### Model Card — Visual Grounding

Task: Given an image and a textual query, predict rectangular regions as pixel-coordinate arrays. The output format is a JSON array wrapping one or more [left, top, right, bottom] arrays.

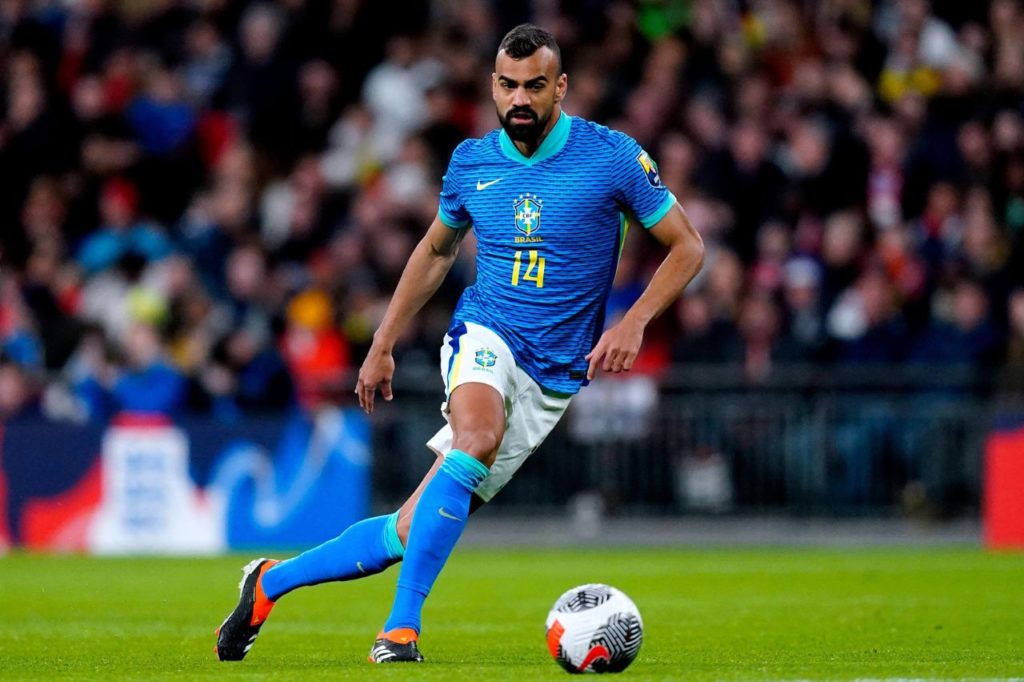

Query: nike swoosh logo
[[356, 561, 366, 574], [438, 507, 463, 522], [476, 178, 502, 190]]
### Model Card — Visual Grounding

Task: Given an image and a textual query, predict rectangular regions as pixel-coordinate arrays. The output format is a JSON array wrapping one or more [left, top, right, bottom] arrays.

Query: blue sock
[[382, 450, 489, 634], [261, 511, 406, 601]]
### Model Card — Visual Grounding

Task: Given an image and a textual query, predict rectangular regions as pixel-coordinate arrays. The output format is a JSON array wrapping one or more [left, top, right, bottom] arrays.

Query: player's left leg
[[259, 457, 444, 601], [216, 458, 444, 662]]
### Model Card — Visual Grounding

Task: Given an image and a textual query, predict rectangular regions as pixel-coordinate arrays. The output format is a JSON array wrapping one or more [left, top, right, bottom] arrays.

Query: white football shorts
[[426, 321, 573, 502]]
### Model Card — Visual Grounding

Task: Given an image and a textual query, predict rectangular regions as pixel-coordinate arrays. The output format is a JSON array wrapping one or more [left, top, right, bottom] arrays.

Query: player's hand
[[355, 345, 396, 414], [585, 315, 645, 380]]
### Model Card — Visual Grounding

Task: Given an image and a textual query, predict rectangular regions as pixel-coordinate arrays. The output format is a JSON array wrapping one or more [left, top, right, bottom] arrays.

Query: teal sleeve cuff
[[442, 449, 491, 491], [438, 208, 470, 229], [638, 192, 677, 228]]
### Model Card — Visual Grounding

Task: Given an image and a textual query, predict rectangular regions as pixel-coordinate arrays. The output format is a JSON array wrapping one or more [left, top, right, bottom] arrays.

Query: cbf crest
[[514, 193, 543, 236], [474, 348, 497, 369]]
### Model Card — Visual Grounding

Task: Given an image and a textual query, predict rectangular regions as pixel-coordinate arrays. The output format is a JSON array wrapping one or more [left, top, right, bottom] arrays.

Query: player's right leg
[[370, 322, 575, 663], [216, 459, 443, 661], [370, 382, 503, 663]]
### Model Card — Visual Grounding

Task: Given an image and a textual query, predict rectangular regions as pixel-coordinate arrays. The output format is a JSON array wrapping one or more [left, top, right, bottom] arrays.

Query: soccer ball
[[545, 583, 643, 673]]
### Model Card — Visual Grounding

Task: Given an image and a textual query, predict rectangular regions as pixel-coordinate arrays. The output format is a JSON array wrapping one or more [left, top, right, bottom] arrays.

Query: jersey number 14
[[511, 250, 545, 288]]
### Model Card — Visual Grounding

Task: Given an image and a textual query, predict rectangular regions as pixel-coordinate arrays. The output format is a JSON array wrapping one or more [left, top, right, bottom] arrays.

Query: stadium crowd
[[2, 0, 1024, 423]]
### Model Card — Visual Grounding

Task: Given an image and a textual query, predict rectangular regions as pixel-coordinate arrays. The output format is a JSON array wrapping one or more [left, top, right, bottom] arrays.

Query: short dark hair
[[497, 24, 562, 73]]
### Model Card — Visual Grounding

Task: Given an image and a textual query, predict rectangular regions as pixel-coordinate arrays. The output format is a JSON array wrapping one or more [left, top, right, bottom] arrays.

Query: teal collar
[[498, 110, 571, 166]]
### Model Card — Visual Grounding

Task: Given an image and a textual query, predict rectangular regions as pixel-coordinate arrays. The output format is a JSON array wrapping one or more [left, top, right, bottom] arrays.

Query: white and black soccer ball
[[545, 583, 643, 674]]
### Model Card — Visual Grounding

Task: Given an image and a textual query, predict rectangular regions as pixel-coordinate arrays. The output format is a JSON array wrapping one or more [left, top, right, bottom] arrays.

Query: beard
[[498, 105, 551, 144]]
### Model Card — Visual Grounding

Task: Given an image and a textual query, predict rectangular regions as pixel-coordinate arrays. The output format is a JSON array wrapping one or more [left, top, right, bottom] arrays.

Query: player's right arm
[[356, 215, 468, 413]]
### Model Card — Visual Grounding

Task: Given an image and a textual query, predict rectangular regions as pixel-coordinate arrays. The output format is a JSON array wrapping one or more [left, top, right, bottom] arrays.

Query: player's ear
[[554, 73, 567, 103], [491, 72, 499, 100]]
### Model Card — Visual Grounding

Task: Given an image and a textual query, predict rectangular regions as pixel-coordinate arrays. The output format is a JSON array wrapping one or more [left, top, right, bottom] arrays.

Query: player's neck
[[513, 105, 563, 157]]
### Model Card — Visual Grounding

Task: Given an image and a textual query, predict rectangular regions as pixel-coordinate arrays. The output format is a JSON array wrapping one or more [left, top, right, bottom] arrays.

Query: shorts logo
[[474, 348, 497, 368], [636, 150, 663, 188], [514, 193, 543, 236]]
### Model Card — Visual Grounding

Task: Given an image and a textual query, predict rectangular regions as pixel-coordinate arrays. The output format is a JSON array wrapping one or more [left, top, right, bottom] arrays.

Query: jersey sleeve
[[613, 135, 677, 229], [438, 144, 471, 229]]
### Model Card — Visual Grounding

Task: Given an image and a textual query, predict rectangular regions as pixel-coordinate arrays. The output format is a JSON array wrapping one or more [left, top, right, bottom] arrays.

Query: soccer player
[[216, 23, 704, 663]]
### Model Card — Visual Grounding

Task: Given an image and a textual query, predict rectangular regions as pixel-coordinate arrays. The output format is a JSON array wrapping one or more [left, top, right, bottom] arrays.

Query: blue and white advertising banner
[[1, 408, 370, 554]]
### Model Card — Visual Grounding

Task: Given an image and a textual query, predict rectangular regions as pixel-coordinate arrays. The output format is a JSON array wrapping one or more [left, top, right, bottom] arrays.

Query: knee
[[451, 428, 501, 468]]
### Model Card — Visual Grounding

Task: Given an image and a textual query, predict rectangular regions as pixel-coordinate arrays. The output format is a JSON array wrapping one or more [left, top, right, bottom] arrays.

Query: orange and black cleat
[[368, 628, 425, 663], [215, 558, 279, 661]]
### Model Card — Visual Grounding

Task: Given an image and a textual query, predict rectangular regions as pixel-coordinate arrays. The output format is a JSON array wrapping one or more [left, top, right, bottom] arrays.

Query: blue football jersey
[[437, 111, 677, 394]]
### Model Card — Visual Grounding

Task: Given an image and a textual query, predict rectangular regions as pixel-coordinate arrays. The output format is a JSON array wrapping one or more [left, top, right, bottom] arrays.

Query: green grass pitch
[[1, 547, 1023, 680]]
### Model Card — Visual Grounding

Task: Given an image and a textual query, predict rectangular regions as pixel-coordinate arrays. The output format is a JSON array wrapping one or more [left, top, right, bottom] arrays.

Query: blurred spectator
[[294, 59, 341, 156], [76, 177, 173, 275], [0, 53, 75, 229], [165, 276, 227, 376], [672, 291, 728, 366], [215, 2, 299, 170], [749, 221, 792, 294], [260, 154, 332, 261], [0, 361, 38, 421], [9, 176, 68, 270], [876, 0, 960, 71], [222, 241, 272, 346], [782, 116, 867, 219], [1, 0, 59, 73], [733, 292, 800, 381], [127, 62, 196, 157], [181, 18, 233, 107], [876, 224, 929, 322], [69, 73, 140, 182], [910, 277, 1002, 368], [911, 180, 962, 275], [704, 248, 745, 321], [320, 104, 381, 191], [655, 132, 698, 199], [201, 326, 293, 419], [820, 211, 867, 307], [362, 33, 444, 163], [55, 0, 124, 84], [865, 114, 908, 231], [420, 85, 467, 165], [72, 320, 186, 422], [176, 142, 258, 295], [21, 241, 82, 370], [281, 288, 350, 410], [958, 190, 1014, 315], [702, 118, 786, 259], [135, 0, 196, 67], [112, 320, 187, 413], [0, 274, 42, 371], [782, 257, 827, 361], [829, 267, 910, 364]]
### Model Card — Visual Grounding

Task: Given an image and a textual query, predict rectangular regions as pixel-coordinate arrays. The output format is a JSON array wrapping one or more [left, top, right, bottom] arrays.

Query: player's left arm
[[586, 203, 704, 379]]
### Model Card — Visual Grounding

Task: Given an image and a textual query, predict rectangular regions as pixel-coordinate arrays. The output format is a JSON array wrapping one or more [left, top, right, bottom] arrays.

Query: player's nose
[[512, 87, 530, 106]]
